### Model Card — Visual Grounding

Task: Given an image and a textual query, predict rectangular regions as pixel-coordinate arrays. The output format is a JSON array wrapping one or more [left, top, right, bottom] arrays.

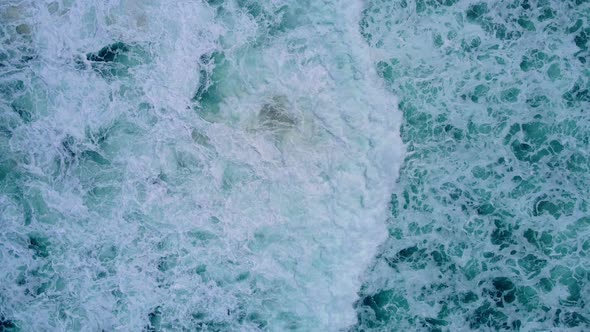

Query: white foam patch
[[0, 0, 403, 330]]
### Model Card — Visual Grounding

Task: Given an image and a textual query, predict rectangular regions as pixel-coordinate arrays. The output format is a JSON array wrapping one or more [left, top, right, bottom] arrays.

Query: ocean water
[[0, 0, 402, 330], [0, 1, 588, 332], [353, 0, 590, 331]]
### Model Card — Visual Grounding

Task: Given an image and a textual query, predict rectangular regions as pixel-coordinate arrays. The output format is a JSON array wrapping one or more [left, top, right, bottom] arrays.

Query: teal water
[[353, 0, 590, 331], [0, 0, 588, 331]]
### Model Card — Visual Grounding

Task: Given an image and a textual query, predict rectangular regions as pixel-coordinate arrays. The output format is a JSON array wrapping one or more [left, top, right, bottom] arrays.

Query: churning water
[[0, 0, 588, 331]]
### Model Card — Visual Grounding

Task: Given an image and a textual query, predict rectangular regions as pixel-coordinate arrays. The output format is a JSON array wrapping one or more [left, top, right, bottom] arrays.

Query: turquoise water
[[354, 0, 590, 331], [0, 0, 588, 331]]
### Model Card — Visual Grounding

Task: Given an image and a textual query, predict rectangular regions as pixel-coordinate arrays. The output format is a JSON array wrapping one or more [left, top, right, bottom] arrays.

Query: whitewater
[[3, 0, 590, 331], [0, 0, 403, 330]]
